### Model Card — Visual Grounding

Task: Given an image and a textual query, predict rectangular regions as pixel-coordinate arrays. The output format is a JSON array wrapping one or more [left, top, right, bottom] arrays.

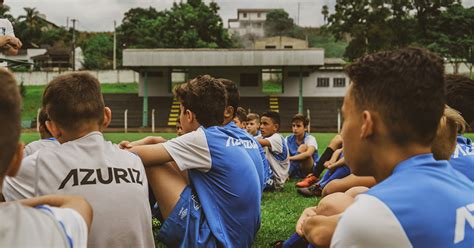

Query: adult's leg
[[146, 162, 189, 220], [321, 174, 376, 197]]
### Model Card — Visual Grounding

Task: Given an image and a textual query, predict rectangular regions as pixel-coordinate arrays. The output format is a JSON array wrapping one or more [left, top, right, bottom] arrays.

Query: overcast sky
[[5, 0, 474, 32]]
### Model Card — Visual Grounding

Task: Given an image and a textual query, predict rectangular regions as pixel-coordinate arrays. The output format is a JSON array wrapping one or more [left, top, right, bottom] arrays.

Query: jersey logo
[[454, 203, 474, 244], [58, 167, 143, 190], [226, 137, 258, 149], [452, 144, 474, 159]]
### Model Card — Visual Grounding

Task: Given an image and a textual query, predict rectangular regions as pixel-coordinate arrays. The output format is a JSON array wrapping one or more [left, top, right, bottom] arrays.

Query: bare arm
[[295, 206, 318, 236], [18, 194, 93, 230], [327, 157, 346, 170], [289, 146, 316, 161], [0, 36, 22, 55], [119, 136, 167, 149], [257, 138, 271, 148], [128, 143, 173, 166], [303, 214, 341, 247]]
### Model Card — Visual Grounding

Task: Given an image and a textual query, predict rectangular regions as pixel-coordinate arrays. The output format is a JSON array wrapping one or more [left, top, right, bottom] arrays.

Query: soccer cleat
[[297, 184, 322, 197], [295, 174, 318, 188]]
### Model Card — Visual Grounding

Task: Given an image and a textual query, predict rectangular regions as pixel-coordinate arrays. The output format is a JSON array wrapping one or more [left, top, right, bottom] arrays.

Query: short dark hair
[[219, 78, 240, 118], [38, 108, 52, 137], [247, 113, 260, 124], [175, 75, 227, 127], [42, 72, 105, 132], [445, 74, 474, 125], [291, 114, 309, 127], [346, 48, 445, 146], [0, 69, 21, 176], [262, 111, 281, 129], [235, 107, 248, 122]]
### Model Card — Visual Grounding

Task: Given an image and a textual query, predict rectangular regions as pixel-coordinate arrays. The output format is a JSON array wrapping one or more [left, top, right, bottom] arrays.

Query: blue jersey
[[451, 135, 474, 181], [225, 121, 273, 190], [163, 126, 261, 247], [332, 154, 474, 247], [286, 133, 319, 178]]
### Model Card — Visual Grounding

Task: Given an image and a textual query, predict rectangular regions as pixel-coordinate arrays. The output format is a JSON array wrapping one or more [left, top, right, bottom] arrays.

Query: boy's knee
[[328, 135, 343, 150], [297, 144, 308, 153], [316, 192, 353, 216]]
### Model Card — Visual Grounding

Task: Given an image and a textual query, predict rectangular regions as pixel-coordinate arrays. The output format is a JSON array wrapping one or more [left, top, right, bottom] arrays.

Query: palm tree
[[18, 7, 45, 30], [322, 5, 329, 24], [0, 4, 14, 22]]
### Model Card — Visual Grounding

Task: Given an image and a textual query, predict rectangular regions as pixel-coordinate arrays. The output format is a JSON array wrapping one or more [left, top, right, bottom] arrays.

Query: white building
[[228, 9, 277, 38]]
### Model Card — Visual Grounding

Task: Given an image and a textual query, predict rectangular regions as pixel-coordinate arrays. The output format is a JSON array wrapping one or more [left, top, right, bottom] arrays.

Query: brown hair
[[0, 69, 21, 176], [445, 74, 474, 126], [219, 78, 240, 118], [432, 106, 466, 160], [247, 113, 260, 124], [174, 75, 227, 127], [42, 72, 105, 131], [291, 113, 309, 127], [235, 107, 248, 122], [346, 48, 445, 146]]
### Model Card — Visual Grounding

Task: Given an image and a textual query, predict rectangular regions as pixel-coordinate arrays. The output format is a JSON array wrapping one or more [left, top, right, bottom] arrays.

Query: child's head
[[342, 48, 445, 176], [174, 75, 227, 132], [218, 78, 240, 125], [234, 107, 247, 129], [445, 74, 474, 128], [291, 114, 309, 136], [0, 69, 23, 183], [260, 111, 281, 137], [175, 119, 183, 136], [42, 72, 111, 143], [38, 108, 53, 139], [246, 113, 260, 136], [432, 105, 467, 160]]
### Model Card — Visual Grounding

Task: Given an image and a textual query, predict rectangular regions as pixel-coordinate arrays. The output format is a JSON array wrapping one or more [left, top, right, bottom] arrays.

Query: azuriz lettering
[[58, 167, 143, 190]]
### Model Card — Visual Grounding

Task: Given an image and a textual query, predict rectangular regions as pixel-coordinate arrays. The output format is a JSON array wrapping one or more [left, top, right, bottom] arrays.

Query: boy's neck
[[295, 132, 305, 141], [57, 124, 101, 144]]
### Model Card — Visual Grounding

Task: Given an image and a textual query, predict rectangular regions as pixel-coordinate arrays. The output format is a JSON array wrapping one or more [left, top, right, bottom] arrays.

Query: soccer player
[[306, 48, 473, 247], [0, 68, 91, 247], [234, 106, 248, 129], [445, 74, 474, 181], [22, 108, 59, 157], [258, 111, 290, 190], [246, 113, 261, 137], [127, 75, 261, 247], [286, 114, 319, 179], [3, 72, 154, 247]]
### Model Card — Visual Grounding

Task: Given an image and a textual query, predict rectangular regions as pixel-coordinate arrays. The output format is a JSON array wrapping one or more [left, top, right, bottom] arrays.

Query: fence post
[[337, 108, 341, 134], [306, 109, 311, 133], [152, 109, 155, 133], [36, 108, 41, 132], [124, 109, 128, 133]]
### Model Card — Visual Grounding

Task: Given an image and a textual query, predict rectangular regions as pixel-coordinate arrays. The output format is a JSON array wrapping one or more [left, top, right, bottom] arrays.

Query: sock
[[313, 147, 334, 177]]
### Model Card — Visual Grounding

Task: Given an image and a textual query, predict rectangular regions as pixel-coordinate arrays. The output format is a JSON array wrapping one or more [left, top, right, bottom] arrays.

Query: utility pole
[[113, 20, 117, 70], [71, 19, 77, 71], [297, 2, 300, 26]]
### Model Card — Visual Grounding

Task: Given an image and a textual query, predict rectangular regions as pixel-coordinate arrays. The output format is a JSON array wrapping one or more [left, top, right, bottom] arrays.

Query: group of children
[[0, 47, 473, 248]]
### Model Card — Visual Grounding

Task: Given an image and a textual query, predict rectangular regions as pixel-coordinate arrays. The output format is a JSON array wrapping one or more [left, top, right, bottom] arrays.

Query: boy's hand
[[296, 206, 318, 236], [324, 161, 332, 168]]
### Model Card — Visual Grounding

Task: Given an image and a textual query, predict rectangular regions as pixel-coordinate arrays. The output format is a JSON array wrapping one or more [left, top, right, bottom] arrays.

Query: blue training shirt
[[332, 153, 474, 247], [224, 121, 273, 191], [286, 133, 319, 178], [163, 126, 262, 247], [451, 135, 474, 181]]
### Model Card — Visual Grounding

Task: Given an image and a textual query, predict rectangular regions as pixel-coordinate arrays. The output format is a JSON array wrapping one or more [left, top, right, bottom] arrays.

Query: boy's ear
[[102, 107, 112, 129], [224, 106, 234, 120], [45, 120, 61, 139], [360, 110, 374, 138], [185, 109, 194, 123], [5, 143, 24, 177]]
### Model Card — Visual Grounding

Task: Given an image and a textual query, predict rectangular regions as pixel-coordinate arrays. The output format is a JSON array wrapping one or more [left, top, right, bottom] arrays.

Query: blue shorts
[[158, 186, 218, 247]]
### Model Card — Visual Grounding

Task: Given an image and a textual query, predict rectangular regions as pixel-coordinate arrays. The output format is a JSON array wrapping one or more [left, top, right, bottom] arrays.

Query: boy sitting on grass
[[23, 108, 59, 157], [258, 111, 290, 190], [286, 114, 319, 179], [126, 75, 261, 247], [0, 68, 92, 247], [3, 72, 154, 248]]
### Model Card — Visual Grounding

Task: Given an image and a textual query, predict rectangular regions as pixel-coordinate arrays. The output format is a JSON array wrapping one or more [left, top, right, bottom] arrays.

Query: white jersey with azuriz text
[[3, 132, 154, 248]]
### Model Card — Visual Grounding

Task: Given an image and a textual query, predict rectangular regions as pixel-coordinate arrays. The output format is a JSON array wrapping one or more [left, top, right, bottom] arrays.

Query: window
[[262, 68, 283, 94], [265, 45, 276, 49], [333, 78, 346, 87], [284, 45, 293, 49], [316, 77, 330, 87], [257, 13, 261, 18], [170, 69, 188, 92], [243, 13, 247, 18], [240, 73, 259, 87], [288, 71, 309, 77]]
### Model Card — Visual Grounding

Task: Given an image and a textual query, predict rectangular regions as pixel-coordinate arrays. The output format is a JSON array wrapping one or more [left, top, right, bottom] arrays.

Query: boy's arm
[[257, 138, 271, 148], [303, 214, 341, 247], [328, 148, 343, 163], [327, 157, 346, 170], [18, 194, 93, 230], [128, 143, 173, 166], [289, 146, 316, 161]]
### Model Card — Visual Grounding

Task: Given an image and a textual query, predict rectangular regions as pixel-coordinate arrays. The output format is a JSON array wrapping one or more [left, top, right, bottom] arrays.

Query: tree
[[322, 5, 329, 24], [264, 9, 294, 37], [82, 33, 114, 69], [15, 7, 47, 48], [0, 4, 14, 22], [117, 0, 233, 50]]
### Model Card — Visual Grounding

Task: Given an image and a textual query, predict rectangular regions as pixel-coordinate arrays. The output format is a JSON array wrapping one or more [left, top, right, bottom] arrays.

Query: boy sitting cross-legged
[[126, 75, 261, 247], [2, 72, 154, 247], [258, 111, 290, 190], [0, 68, 92, 247]]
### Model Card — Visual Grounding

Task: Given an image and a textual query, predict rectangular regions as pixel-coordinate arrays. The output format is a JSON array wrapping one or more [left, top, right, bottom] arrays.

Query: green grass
[[18, 132, 474, 247], [20, 83, 138, 122]]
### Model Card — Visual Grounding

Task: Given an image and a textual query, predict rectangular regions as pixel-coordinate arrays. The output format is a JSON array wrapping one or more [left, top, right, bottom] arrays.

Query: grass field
[[18, 132, 474, 247]]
